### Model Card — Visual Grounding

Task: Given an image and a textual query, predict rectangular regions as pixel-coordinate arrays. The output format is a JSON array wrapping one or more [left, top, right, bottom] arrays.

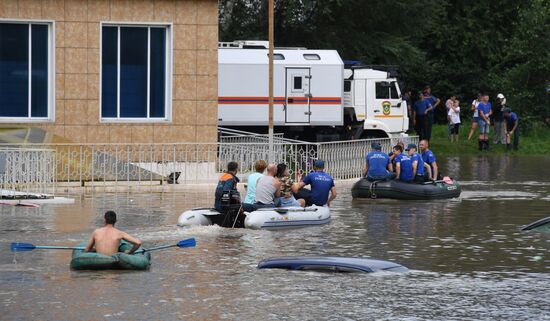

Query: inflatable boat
[[70, 241, 151, 270], [258, 256, 408, 273], [351, 178, 461, 200], [177, 205, 331, 230]]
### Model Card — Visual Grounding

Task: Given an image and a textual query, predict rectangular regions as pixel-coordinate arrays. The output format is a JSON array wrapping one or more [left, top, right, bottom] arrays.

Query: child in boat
[[275, 163, 305, 207]]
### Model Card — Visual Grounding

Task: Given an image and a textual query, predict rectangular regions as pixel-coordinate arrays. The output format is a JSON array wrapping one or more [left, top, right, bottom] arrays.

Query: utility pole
[[268, 0, 274, 162]]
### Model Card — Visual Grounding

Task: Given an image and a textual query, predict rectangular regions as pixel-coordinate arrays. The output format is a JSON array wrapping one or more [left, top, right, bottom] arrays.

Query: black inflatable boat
[[351, 178, 461, 200]]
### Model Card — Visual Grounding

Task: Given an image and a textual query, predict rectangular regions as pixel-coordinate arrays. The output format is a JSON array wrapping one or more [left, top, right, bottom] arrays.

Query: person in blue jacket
[[477, 94, 493, 151], [394, 145, 414, 182], [504, 108, 519, 151], [422, 85, 441, 141], [406, 144, 425, 183], [419, 139, 439, 180], [364, 142, 395, 181], [293, 160, 337, 207]]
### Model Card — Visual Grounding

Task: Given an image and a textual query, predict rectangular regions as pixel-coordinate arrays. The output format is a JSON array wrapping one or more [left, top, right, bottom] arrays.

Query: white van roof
[[219, 48, 343, 66]]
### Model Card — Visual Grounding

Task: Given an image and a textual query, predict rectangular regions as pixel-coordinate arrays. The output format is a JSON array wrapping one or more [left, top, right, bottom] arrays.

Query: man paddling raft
[[85, 211, 142, 256]]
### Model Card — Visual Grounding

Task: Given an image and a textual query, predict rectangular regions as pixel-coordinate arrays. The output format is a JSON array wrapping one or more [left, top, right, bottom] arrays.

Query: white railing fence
[[0, 147, 56, 198], [0, 135, 418, 191]]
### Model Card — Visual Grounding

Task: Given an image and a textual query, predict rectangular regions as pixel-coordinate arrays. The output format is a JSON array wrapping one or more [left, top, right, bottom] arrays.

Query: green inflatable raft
[[70, 241, 151, 270]]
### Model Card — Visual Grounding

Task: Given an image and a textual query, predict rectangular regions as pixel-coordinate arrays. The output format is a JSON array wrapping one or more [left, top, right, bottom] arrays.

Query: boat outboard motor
[[215, 190, 244, 228]]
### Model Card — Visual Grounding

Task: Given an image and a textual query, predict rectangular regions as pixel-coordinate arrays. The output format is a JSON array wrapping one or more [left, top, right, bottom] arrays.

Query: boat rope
[[369, 181, 377, 199]]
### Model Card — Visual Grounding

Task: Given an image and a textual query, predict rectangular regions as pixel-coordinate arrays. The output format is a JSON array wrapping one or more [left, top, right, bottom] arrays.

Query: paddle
[[11, 238, 197, 254], [133, 238, 196, 254]]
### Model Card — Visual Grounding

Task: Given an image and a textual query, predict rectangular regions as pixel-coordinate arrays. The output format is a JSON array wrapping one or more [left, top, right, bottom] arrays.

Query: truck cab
[[344, 67, 409, 138]]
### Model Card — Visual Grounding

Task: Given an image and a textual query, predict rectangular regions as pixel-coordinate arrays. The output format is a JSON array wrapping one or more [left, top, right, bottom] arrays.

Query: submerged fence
[[0, 135, 418, 191], [0, 147, 55, 197]]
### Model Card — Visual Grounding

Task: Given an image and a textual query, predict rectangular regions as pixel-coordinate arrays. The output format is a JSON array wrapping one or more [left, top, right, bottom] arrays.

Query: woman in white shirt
[[448, 100, 461, 142], [467, 93, 481, 140]]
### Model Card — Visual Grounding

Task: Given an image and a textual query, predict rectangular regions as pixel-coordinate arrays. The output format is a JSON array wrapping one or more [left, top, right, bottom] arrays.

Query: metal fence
[[0, 147, 55, 198], [0, 135, 418, 190]]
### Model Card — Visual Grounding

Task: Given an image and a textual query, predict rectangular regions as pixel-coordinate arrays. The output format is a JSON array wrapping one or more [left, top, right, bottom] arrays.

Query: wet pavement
[[1, 155, 549, 320]]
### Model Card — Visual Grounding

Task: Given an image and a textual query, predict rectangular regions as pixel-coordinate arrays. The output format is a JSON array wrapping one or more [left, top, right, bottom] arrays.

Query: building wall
[[0, 0, 218, 143]]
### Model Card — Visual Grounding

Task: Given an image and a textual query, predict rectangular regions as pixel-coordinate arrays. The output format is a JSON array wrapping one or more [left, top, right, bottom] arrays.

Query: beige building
[[0, 0, 218, 144]]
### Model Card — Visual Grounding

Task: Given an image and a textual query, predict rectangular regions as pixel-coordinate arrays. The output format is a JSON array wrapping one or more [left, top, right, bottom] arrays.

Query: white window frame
[[0, 19, 55, 123], [99, 22, 173, 123]]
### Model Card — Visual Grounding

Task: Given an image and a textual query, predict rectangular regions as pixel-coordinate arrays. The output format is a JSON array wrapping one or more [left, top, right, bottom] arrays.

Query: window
[[0, 21, 54, 121], [375, 81, 390, 99], [376, 81, 400, 99], [268, 53, 285, 60], [390, 81, 399, 99], [293, 76, 303, 90], [344, 80, 351, 92], [101, 24, 171, 121], [303, 54, 320, 60]]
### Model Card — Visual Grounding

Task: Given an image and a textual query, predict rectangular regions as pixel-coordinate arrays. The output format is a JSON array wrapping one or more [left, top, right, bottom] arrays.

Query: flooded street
[[1, 155, 550, 320]]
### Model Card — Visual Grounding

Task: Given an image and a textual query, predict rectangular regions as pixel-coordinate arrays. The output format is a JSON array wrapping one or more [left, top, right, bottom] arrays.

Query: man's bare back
[[85, 211, 141, 256]]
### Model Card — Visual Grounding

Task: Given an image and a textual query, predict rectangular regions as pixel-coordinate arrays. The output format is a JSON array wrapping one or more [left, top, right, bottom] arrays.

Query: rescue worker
[[406, 144, 425, 183], [394, 145, 414, 182], [293, 160, 336, 207], [214, 161, 240, 212], [419, 139, 439, 180], [364, 142, 395, 181]]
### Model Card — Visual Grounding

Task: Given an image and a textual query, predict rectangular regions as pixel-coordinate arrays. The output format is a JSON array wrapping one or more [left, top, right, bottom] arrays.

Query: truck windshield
[[390, 82, 399, 99]]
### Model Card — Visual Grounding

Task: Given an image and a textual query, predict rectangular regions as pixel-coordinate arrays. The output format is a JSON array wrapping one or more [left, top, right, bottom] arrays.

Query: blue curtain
[[120, 27, 148, 118], [101, 26, 118, 118], [0, 24, 29, 117], [31, 24, 48, 117], [149, 28, 166, 118]]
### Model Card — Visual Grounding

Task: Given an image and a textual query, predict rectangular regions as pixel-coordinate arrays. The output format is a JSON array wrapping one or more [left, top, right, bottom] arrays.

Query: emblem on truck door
[[382, 101, 391, 115]]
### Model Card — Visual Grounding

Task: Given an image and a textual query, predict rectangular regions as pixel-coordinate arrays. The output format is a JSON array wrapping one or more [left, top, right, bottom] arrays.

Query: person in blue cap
[[406, 143, 425, 183], [503, 108, 519, 151], [293, 160, 336, 207], [394, 145, 414, 182], [363, 142, 395, 181]]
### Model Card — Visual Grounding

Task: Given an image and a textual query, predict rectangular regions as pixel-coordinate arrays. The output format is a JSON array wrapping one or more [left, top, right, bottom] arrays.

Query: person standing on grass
[[477, 94, 492, 151], [503, 108, 519, 151], [492, 94, 506, 145], [423, 85, 441, 141], [467, 93, 482, 140], [448, 98, 461, 143], [445, 95, 456, 139], [402, 89, 414, 133], [413, 92, 433, 141]]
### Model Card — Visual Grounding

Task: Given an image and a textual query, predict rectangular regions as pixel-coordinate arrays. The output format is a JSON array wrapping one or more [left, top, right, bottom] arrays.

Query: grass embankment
[[428, 122, 550, 156]]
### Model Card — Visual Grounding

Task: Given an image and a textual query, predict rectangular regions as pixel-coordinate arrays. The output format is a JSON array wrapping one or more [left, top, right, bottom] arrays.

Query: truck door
[[370, 80, 403, 132], [285, 67, 311, 123]]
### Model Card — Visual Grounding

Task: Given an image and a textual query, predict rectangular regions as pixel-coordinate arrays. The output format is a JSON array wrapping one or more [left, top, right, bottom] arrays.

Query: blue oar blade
[[177, 238, 196, 248], [11, 243, 36, 252]]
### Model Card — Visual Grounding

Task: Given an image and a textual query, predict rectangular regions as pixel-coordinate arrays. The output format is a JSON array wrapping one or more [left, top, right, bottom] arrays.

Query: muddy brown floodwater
[[1, 155, 549, 320]]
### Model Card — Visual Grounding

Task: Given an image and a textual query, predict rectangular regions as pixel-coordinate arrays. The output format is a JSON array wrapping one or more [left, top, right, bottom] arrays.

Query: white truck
[[218, 41, 409, 141]]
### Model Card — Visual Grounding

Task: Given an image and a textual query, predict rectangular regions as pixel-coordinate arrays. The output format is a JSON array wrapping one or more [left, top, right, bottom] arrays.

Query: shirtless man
[[85, 211, 141, 256]]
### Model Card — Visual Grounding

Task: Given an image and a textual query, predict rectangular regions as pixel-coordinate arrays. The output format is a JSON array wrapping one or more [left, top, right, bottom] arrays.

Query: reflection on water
[[1, 156, 550, 320]]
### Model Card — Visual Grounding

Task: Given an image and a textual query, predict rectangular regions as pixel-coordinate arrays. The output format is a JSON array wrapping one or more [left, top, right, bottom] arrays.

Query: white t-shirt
[[472, 99, 480, 118], [448, 106, 461, 124]]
